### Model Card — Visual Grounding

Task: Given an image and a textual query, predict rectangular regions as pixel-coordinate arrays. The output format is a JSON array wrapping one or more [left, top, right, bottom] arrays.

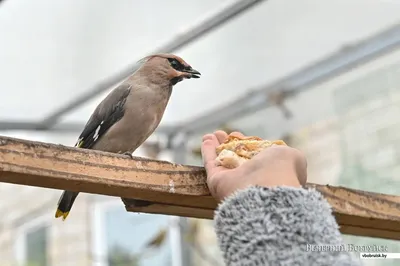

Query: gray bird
[[55, 53, 201, 220]]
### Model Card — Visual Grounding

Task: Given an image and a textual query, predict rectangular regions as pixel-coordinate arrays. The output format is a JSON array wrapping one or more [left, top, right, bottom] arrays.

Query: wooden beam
[[0, 135, 399, 240], [305, 184, 400, 241]]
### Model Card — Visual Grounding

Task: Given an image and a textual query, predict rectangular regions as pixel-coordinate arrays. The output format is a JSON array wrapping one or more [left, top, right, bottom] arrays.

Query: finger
[[201, 134, 222, 177], [201, 134, 219, 163], [202, 133, 214, 142], [214, 130, 228, 144], [230, 131, 245, 138]]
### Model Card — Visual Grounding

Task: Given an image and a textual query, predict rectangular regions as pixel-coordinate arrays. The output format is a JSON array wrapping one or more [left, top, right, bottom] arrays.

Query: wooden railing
[[0, 136, 399, 240]]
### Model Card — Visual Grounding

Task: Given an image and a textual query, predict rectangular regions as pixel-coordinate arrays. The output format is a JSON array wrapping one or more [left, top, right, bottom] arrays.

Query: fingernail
[[202, 134, 214, 142]]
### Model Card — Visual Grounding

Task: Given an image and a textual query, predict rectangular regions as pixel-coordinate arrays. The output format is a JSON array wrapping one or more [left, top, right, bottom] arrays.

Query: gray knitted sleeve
[[214, 186, 363, 266]]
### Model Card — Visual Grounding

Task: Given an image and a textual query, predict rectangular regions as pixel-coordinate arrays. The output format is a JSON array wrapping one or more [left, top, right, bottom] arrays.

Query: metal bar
[[0, 121, 84, 132], [0, 121, 176, 135], [171, 23, 400, 135], [38, 0, 267, 129], [171, 137, 192, 266]]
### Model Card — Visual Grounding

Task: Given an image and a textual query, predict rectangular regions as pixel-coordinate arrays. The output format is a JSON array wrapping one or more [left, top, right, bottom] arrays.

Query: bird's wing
[[75, 83, 132, 149]]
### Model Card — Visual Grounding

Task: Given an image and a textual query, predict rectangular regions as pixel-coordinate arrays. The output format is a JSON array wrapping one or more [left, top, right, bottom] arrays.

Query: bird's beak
[[182, 67, 201, 79]]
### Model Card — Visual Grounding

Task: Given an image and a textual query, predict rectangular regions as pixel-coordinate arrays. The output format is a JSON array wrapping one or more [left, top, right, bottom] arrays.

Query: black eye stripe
[[168, 58, 185, 71]]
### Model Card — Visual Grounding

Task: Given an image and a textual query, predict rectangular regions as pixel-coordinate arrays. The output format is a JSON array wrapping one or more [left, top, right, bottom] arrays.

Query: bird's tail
[[55, 191, 79, 221]]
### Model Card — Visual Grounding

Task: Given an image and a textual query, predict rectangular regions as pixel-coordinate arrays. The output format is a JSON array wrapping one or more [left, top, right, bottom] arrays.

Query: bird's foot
[[123, 152, 134, 159], [121, 198, 153, 207]]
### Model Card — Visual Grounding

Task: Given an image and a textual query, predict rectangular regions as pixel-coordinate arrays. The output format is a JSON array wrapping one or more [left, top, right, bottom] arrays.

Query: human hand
[[201, 131, 307, 201]]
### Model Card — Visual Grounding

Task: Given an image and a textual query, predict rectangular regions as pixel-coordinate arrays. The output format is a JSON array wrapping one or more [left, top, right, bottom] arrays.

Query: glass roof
[[0, 0, 399, 133]]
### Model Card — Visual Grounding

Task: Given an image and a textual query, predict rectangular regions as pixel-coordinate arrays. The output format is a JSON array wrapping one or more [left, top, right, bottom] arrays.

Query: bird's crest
[[138, 53, 190, 67]]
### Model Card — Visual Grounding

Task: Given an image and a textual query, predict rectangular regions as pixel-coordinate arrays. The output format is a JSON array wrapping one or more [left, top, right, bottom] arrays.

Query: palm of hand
[[201, 131, 307, 201]]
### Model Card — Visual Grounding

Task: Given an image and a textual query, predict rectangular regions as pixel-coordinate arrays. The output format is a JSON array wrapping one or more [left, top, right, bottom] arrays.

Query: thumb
[[201, 134, 223, 178]]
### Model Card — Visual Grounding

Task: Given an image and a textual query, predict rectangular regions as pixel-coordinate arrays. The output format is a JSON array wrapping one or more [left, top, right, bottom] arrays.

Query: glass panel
[[25, 226, 48, 266], [104, 206, 171, 266], [0, 0, 223, 121]]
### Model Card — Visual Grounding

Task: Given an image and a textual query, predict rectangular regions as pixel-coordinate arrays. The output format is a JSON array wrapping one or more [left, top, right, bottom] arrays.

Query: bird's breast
[[105, 88, 171, 153], [122, 106, 164, 149]]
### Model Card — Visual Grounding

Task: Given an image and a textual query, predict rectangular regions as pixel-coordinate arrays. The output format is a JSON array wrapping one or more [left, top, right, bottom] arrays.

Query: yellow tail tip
[[55, 209, 69, 221]]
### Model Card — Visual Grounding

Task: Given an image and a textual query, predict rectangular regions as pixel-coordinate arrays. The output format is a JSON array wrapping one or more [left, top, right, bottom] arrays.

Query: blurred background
[[0, 0, 400, 265]]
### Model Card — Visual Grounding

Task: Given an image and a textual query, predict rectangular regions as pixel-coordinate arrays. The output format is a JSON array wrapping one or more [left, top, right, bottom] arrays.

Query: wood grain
[[306, 184, 400, 240], [0, 135, 399, 240]]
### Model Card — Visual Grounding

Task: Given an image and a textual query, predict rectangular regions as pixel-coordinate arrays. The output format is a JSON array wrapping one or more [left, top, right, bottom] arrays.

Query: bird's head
[[139, 53, 201, 85]]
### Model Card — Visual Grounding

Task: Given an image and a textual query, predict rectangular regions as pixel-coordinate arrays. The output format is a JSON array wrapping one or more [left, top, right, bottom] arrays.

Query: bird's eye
[[168, 58, 182, 70]]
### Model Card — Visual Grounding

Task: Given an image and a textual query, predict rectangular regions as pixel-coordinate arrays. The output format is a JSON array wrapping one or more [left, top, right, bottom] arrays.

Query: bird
[[55, 53, 201, 221]]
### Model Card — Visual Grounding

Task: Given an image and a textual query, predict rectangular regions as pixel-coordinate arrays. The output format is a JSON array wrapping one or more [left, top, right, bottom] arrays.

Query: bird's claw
[[123, 152, 134, 159]]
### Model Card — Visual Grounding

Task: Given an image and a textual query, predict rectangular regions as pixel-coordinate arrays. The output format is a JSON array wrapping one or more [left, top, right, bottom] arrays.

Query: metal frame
[[14, 212, 52, 266], [34, 0, 267, 130], [0, 121, 84, 133], [171, 135, 191, 266], [168, 22, 400, 136], [1, 22, 399, 138]]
